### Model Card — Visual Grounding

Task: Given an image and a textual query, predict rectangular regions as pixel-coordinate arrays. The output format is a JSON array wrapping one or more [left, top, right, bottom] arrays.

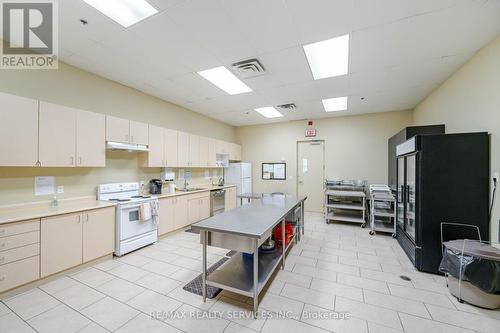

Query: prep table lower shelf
[[206, 240, 293, 297]]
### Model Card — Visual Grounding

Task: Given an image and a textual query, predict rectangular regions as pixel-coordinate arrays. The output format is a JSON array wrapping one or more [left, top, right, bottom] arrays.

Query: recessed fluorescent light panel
[[83, 0, 158, 28], [303, 34, 349, 80], [197, 66, 252, 95], [254, 107, 283, 118], [322, 97, 348, 112]]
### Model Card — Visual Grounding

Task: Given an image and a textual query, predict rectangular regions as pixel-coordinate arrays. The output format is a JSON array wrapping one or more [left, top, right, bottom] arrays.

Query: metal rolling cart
[[324, 180, 367, 227], [368, 185, 396, 237]]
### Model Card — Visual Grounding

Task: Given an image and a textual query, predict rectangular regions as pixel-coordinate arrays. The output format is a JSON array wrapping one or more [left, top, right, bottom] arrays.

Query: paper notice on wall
[[302, 159, 308, 174], [35, 176, 55, 196]]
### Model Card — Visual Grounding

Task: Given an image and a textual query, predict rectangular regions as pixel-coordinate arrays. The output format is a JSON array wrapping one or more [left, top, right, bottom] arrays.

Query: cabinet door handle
[[125, 134, 129, 142], [77, 215, 81, 223], [130, 135, 134, 143], [70, 156, 74, 165], [86, 214, 89, 222], [78, 156, 82, 165]]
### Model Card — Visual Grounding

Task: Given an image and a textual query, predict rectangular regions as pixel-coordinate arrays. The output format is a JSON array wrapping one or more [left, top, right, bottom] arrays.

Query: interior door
[[396, 157, 405, 231], [297, 141, 325, 212], [406, 154, 417, 241]]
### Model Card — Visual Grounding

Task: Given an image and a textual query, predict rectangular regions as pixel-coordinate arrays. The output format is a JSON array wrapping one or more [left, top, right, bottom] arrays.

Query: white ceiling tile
[[285, 0, 354, 44], [147, 0, 187, 12], [166, 0, 256, 64], [220, 0, 299, 54]]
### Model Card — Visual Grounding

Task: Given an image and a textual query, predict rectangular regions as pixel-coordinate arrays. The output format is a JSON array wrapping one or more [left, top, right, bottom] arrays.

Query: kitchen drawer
[[0, 231, 39, 252], [0, 256, 40, 293], [0, 219, 40, 238], [0, 243, 39, 266]]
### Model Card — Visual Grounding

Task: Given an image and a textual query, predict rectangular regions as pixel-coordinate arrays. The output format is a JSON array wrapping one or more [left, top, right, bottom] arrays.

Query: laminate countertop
[[0, 197, 116, 225], [155, 184, 236, 199]]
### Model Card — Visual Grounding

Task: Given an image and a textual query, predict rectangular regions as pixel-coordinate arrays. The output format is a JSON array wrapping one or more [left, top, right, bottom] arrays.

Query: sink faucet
[[183, 179, 189, 191]]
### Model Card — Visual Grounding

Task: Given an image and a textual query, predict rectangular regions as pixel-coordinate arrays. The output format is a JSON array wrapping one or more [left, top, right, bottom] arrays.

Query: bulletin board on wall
[[262, 163, 286, 180]]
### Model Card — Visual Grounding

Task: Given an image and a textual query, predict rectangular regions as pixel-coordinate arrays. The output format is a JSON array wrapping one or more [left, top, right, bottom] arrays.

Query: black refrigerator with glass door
[[396, 132, 490, 274]]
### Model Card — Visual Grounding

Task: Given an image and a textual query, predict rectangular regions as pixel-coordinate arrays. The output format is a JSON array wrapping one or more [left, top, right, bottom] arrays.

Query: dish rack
[[325, 180, 367, 227], [368, 184, 396, 237]]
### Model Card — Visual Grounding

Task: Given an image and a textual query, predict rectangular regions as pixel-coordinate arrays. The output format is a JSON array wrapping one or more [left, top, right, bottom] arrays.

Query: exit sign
[[305, 128, 316, 137]]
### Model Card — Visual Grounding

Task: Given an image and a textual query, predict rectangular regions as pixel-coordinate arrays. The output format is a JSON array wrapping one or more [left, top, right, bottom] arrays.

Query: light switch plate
[[57, 186, 64, 194]]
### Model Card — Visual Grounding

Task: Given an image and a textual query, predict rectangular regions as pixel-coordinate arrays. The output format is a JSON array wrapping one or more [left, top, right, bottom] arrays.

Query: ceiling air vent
[[276, 103, 297, 111], [231, 59, 265, 79]]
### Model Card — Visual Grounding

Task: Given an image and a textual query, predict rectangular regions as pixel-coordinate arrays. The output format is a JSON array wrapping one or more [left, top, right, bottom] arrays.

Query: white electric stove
[[97, 182, 158, 256]]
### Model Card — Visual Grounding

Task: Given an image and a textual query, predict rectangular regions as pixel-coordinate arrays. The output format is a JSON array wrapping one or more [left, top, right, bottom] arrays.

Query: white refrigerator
[[225, 163, 252, 205]]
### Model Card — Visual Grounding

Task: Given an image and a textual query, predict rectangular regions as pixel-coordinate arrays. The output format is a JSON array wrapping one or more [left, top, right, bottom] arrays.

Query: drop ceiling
[[61, 0, 500, 126]]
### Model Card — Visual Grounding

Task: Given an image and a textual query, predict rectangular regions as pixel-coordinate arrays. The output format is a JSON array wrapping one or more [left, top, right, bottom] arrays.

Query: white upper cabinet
[[146, 125, 165, 167], [199, 136, 209, 167], [229, 143, 242, 161], [39, 102, 77, 167], [208, 138, 217, 167], [106, 115, 129, 143], [0, 92, 38, 167], [164, 128, 178, 167], [177, 131, 190, 167], [188, 134, 200, 167], [76, 110, 105, 167], [129, 120, 148, 145]]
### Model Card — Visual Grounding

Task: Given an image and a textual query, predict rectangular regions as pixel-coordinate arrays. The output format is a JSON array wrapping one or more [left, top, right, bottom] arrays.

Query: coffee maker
[[148, 179, 163, 194]]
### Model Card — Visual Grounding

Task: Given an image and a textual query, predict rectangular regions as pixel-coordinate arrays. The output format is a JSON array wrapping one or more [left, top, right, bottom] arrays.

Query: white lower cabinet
[[41, 207, 115, 278], [225, 187, 237, 211], [187, 194, 210, 224], [158, 192, 211, 235], [158, 197, 175, 235], [0, 219, 40, 293]]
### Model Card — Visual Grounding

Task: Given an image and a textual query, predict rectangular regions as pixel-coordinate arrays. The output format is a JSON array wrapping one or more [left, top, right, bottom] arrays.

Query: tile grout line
[[1, 296, 43, 333]]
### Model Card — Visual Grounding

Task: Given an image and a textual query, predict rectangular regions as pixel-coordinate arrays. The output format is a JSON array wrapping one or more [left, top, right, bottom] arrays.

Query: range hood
[[106, 141, 150, 152]]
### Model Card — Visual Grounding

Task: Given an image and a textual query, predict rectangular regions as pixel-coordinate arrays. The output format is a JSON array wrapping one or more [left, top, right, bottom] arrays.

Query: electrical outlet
[[57, 186, 64, 194]]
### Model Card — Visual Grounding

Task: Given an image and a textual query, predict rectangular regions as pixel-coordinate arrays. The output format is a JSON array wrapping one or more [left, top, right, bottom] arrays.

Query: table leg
[[202, 230, 207, 302], [301, 201, 305, 237], [253, 238, 258, 317], [281, 219, 286, 269], [240, 197, 243, 206]]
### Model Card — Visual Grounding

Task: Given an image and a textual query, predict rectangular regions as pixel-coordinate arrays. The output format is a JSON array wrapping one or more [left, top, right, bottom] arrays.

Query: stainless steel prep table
[[191, 194, 306, 315]]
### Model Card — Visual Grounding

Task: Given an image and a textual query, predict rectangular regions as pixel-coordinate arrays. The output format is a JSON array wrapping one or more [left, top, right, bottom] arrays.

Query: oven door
[[119, 203, 157, 241]]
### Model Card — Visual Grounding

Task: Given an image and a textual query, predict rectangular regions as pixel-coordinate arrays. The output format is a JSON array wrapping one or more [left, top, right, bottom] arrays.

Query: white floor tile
[[167, 286, 218, 311], [96, 278, 145, 303], [39, 276, 78, 295], [71, 268, 115, 288], [360, 269, 413, 287], [80, 297, 139, 332], [280, 283, 335, 310], [142, 260, 181, 277], [363, 290, 430, 318], [387, 284, 455, 309], [310, 278, 364, 302], [210, 297, 264, 331], [399, 312, 474, 333], [223, 322, 259, 333], [27, 304, 90, 333], [317, 260, 361, 276], [116, 253, 153, 267], [169, 267, 200, 283], [335, 296, 402, 330], [164, 303, 230, 333], [93, 259, 124, 272], [135, 273, 181, 295], [276, 270, 312, 288], [300, 250, 338, 263], [300, 303, 368, 333], [339, 257, 382, 271], [259, 292, 304, 319], [127, 290, 182, 316], [367, 322, 402, 333], [4, 288, 60, 320], [337, 273, 390, 294], [76, 322, 109, 333], [0, 312, 36, 332], [53, 283, 105, 310], [107, 264, 149, 282], [115, 313, 182, 333], [425, 303, 500, 333], [292, 265, 338, 283], [0, 301, 12, 316], [262, 317, 329, 333]]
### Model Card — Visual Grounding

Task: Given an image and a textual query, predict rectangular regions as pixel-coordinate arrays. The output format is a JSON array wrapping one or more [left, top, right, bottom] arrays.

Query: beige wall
[[0, 62, 234, 205], [236, 110, 413, 195], [413, 35, 500, 242]]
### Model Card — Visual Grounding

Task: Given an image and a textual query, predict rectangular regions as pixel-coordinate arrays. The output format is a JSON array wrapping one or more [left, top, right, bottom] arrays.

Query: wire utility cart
[[325, 189, 366, 227], [368, 185, 396, 237]]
